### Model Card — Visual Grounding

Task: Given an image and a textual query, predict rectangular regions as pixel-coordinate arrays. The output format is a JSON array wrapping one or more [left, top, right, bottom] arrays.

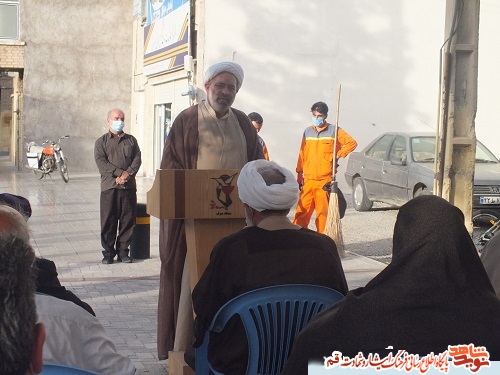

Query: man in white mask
[[94, 108, 142, 264], [188, 159, 349, 373]]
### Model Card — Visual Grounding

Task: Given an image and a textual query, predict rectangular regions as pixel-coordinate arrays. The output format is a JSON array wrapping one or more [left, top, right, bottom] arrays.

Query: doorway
[[0, 71, 13, 157], [0, 70, 22, 170]]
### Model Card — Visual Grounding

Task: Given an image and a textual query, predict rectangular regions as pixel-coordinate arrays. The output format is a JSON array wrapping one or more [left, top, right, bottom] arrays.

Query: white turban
[[203, 61, 244, 91], [237, 160, 299, 212]]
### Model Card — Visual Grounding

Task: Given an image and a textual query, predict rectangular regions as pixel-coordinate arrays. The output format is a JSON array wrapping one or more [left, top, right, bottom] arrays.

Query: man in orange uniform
[[293, 101, 357, 233]]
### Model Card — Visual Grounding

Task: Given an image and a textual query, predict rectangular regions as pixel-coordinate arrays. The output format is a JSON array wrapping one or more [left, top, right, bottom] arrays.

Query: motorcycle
[[26, 135, 70, 182]]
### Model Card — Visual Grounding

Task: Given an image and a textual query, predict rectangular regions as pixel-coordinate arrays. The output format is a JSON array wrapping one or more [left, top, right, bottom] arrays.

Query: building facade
[[0, 0, 133, 172], [131, 0, 451, 179], [2, 1, 499, 178]]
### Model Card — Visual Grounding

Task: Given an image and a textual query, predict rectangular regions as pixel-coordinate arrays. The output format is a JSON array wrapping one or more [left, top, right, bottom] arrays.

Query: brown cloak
[[192, 225, 348, 373], [157, 104, 264, 359]]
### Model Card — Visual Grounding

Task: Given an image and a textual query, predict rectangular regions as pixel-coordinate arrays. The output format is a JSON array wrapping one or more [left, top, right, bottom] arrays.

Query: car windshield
[[476, 141, 499, 163], [411, 136, 499, 163]]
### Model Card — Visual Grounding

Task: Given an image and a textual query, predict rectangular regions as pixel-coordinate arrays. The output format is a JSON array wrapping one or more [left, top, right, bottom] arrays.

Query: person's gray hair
[[107, 108, 124, 120], [0, 236, 37, 375], [257, 165, 286, 186], [0, 205, 30, 243]]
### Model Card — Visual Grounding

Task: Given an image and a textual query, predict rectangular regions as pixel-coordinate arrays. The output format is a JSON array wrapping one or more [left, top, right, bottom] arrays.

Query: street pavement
[[0, 155, 387, 374]]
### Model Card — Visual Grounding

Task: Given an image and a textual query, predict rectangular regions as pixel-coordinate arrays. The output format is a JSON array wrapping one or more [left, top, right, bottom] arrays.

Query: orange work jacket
[[296, 123, 357, 180]]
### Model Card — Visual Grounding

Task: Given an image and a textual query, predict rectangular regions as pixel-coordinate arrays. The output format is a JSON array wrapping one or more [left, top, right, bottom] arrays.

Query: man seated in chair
[[188, 159, 349, 373], [0, 199, 135, 375]]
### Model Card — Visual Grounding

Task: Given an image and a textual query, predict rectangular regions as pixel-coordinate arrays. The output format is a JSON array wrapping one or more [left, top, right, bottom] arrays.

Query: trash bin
[[130, 203, 150, 259]]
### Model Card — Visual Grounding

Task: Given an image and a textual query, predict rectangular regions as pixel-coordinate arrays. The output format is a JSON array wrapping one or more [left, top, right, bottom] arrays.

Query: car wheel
[[352, 177, 373, 211]]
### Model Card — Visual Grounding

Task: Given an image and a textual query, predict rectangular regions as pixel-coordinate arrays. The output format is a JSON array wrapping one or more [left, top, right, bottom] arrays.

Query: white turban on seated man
[[238, 159, 299, 215], [237, 159, 347, 219]]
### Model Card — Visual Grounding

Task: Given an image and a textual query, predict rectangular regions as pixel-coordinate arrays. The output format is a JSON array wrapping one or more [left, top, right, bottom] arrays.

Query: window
[[389, 136, 407, 164], [0, 1, 19, 40], [476, 141, 498, 163], [153, 103, 172, 170], [366, 134, 393, 160], [411, 137, 436, 162]]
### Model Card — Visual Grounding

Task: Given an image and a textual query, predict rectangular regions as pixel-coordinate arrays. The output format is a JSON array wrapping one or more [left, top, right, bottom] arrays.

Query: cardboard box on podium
[[147, 169, 246, 375]]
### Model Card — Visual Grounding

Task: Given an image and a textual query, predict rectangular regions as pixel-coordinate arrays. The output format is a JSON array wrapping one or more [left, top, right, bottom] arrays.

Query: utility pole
[[435, 0, 480, 232]]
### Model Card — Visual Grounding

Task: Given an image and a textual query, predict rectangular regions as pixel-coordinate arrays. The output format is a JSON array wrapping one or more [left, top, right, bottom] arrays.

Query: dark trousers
[[100, 188, 137, 258]]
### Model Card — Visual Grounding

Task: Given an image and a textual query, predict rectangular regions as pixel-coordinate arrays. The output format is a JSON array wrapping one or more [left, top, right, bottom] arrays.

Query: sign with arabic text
[[143, 0, 190, 76]]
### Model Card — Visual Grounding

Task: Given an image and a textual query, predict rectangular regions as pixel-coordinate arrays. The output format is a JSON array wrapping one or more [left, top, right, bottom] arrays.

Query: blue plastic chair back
[[41, 363, 98, 374], [195, 284, 345, 375]]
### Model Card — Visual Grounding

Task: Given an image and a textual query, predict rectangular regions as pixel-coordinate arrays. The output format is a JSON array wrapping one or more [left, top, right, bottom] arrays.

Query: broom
[[323, 85, 345, 258]]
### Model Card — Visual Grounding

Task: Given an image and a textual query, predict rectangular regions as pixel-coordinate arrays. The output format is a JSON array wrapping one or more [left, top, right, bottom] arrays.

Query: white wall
[[201, 0, 449, 177], [477, 0, 500, 157]]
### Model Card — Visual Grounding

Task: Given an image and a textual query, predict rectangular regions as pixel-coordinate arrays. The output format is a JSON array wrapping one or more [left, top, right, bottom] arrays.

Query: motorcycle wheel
[[58, 157, 69, 183], [33, 169, 45, 180], [472, 210, 500, 252]]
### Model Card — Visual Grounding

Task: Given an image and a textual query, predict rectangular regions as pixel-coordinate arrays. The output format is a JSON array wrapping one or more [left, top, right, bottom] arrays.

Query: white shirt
[[35, 293, 136, 375], [197, 100, 247, 169]]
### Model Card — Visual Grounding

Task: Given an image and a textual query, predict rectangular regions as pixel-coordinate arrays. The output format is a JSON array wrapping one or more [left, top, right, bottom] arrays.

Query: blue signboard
[[144, 0, 190, 75]]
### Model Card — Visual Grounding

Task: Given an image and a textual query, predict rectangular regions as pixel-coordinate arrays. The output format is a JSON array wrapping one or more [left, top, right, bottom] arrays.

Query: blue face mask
[[312, 117, 325, 127], [111, 120, 125, 133]]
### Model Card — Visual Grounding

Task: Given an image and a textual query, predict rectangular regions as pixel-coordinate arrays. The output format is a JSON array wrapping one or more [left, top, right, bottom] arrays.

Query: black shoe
[[117, 255, 132, 263], [102, 257, 114, 264]]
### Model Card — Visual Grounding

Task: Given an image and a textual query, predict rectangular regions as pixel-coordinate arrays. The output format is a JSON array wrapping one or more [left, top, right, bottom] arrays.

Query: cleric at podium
[[157, 61, 264, 359]]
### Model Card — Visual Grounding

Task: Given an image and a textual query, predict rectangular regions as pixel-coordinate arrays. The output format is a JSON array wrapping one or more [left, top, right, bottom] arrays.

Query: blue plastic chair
[[195, 284, 345, 375], [41, 363, 98, 374]]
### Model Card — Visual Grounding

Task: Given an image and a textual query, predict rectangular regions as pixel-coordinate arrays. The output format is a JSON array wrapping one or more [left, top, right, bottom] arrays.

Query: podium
[[147, 169, 246, 290], [148, 169, 246, 375]]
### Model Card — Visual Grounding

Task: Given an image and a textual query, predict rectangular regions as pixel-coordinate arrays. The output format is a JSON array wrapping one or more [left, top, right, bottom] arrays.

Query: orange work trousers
[[293, 178, 330, 233]]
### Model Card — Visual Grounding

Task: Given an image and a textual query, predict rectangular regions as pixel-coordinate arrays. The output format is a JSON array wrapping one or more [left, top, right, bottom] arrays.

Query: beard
[[208, 95, 234, 115]]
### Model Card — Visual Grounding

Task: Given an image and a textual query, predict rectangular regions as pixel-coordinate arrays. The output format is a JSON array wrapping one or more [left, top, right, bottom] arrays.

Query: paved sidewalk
[[0, 156, 386, 374]]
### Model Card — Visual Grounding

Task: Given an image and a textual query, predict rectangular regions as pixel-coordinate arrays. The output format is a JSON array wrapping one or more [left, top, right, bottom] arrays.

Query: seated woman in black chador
[[283, 195, 500, 375]]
